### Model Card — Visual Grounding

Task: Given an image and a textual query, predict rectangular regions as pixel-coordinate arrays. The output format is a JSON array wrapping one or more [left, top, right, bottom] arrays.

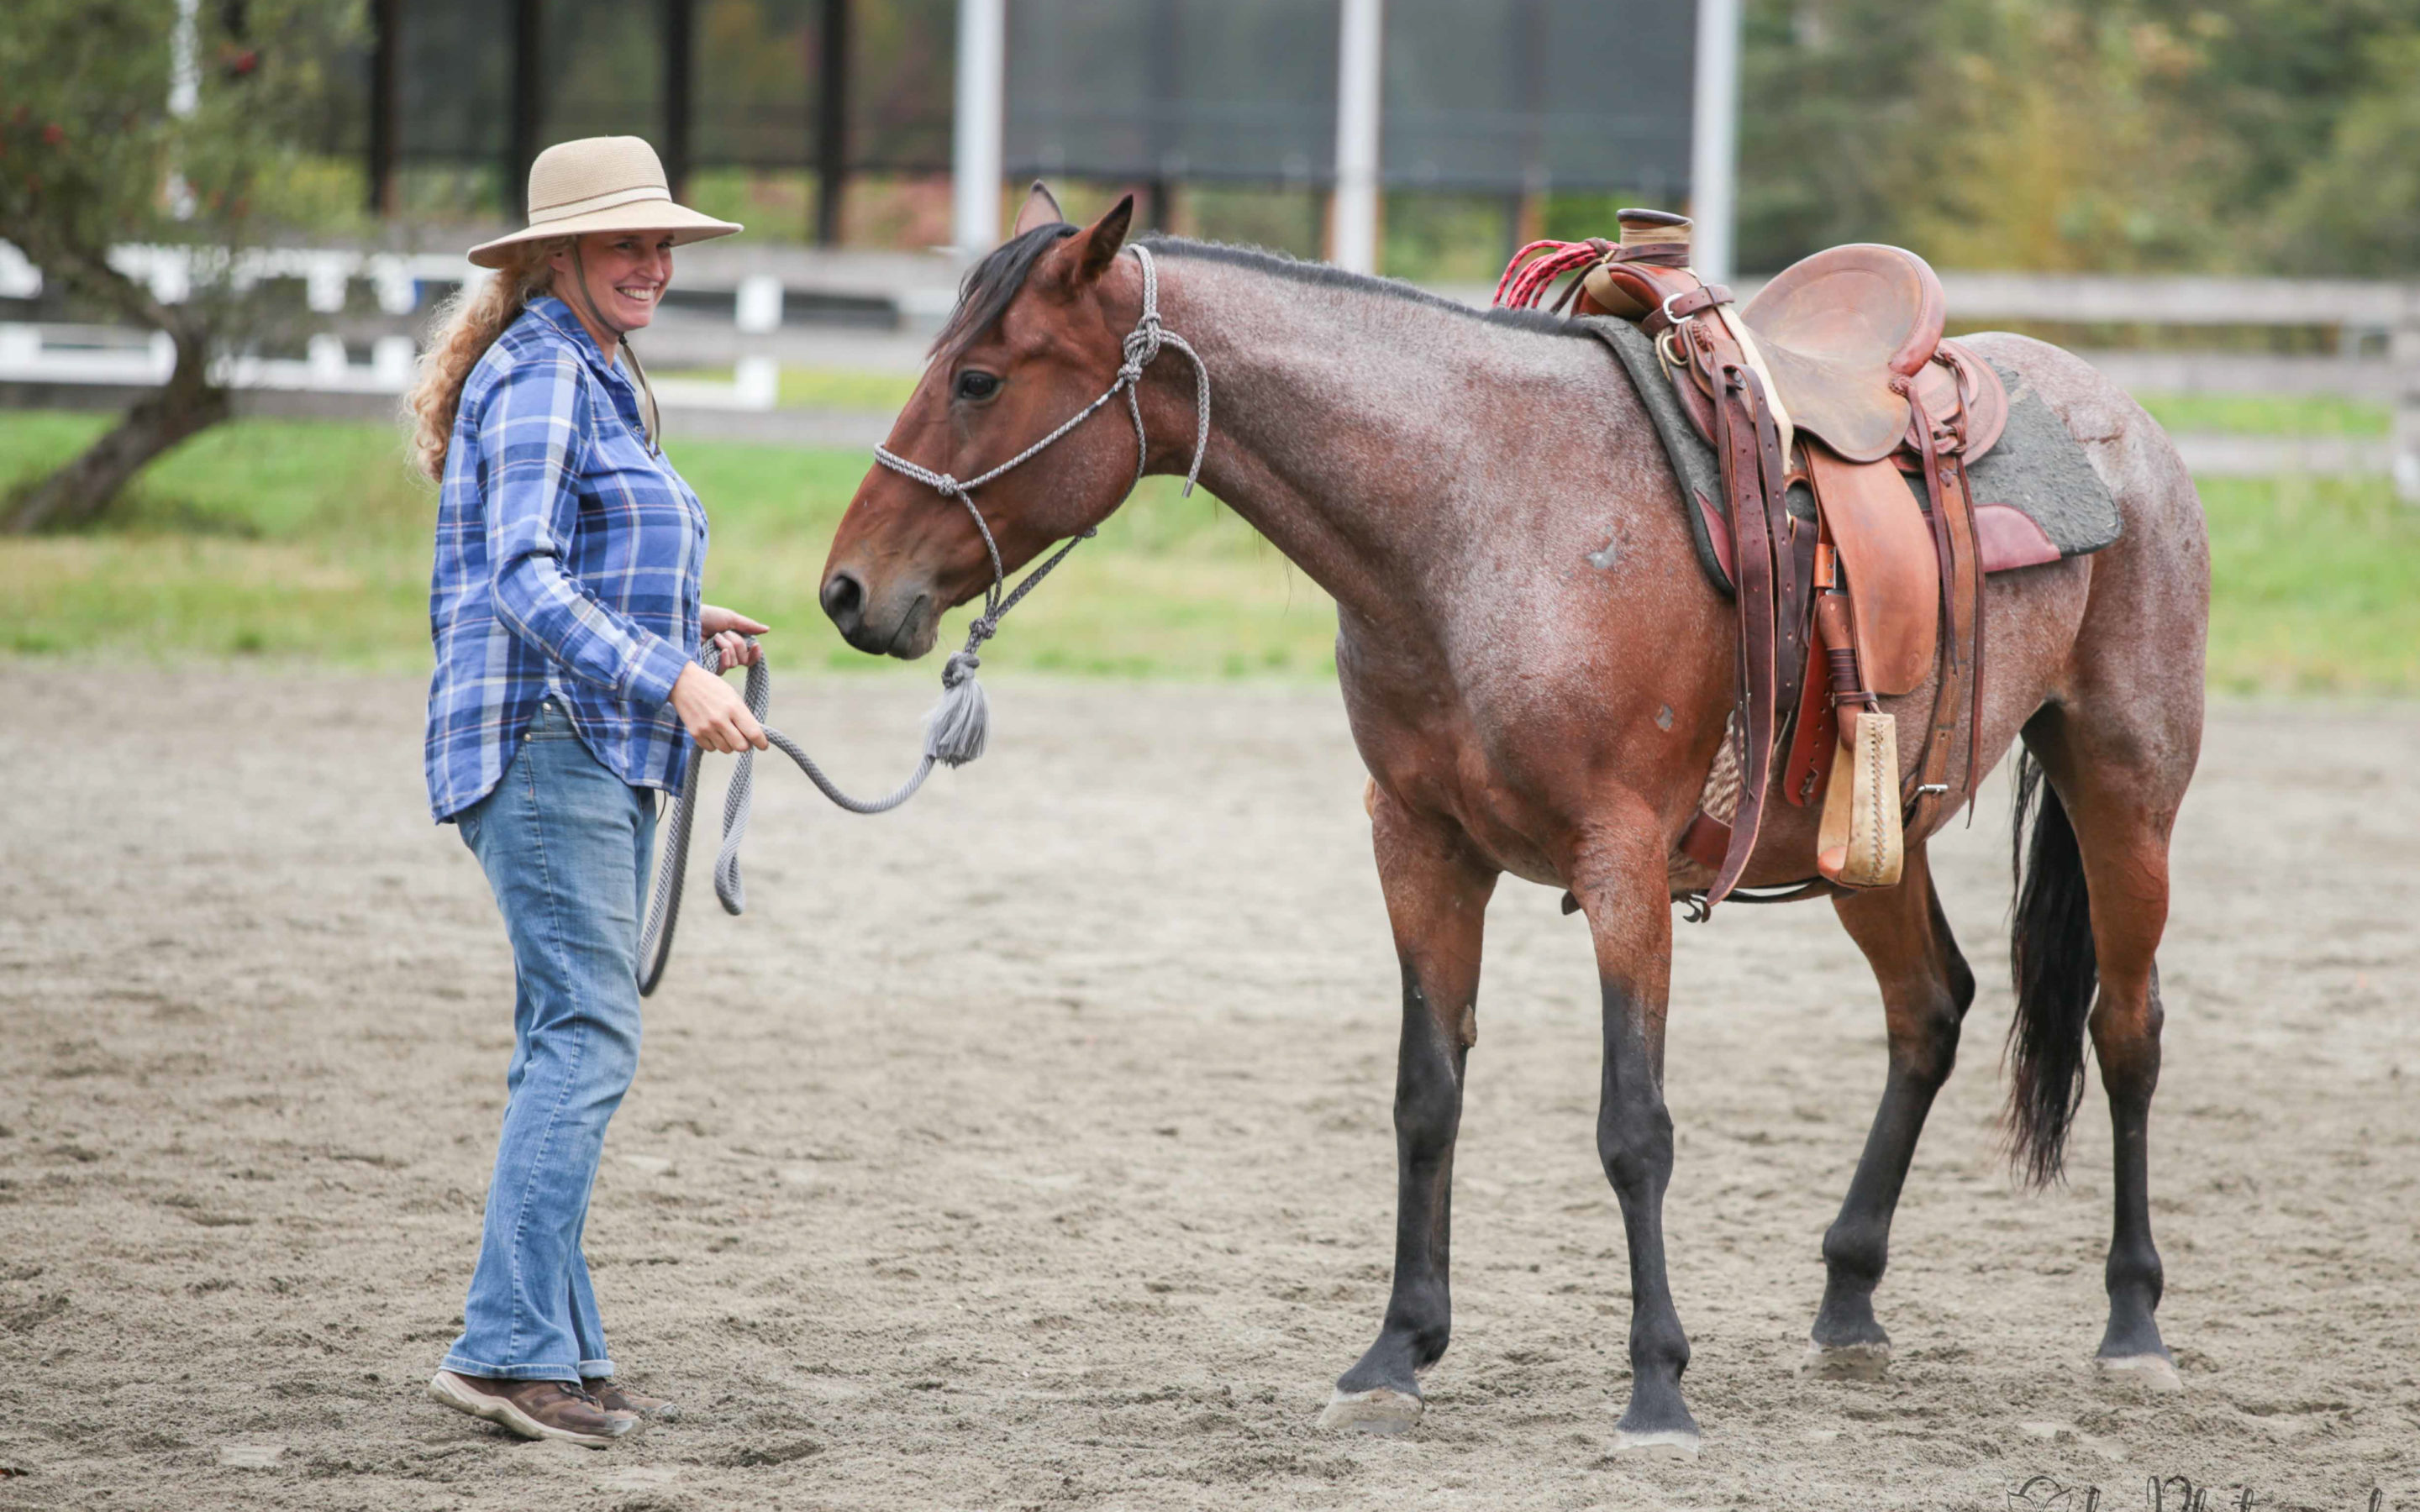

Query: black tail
[[2005, 750, 2096, 1187]]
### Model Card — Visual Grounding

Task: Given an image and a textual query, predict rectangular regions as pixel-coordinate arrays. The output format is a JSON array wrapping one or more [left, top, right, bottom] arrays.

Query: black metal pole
[[814, 0, 850, 245], [1144, 0, 1178, 232], [1512, 0, 1545, 262], [366, 0, 397, 217], [661, 0, 693, 199], [508, 0, 544, 220]]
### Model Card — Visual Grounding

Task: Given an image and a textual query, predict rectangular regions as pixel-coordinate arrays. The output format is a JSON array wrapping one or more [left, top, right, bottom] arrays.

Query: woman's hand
[[670, 662, 767, 753], [700, 605, 769, 672]]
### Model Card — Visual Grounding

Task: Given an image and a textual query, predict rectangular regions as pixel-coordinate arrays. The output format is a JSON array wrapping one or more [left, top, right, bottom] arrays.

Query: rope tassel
[[923, 650, 990, 766]]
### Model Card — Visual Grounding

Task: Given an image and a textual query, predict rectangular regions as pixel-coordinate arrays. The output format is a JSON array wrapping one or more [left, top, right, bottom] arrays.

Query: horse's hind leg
[[1321, 790, 1496, 1435], [2019, 698, 2191, 1392], [1807, 845, 1976, 1378]]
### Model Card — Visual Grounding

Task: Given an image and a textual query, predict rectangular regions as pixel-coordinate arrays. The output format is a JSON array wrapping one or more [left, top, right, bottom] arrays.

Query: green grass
[[2201, 474, 2420, 695], [665, 367, 923, 412], [775, 368, 922, 412], [4, 411, 2417, 694], [2133, 391, 2390, 438], [0, 412, 1338, 680]]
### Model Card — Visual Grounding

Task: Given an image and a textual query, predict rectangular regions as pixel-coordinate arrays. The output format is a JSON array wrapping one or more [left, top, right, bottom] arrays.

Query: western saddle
[[1498, 209, 2014, 910]]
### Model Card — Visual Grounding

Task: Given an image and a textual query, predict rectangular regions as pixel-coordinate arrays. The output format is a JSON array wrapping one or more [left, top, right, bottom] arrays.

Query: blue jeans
[[442, 699, 658, 1382]]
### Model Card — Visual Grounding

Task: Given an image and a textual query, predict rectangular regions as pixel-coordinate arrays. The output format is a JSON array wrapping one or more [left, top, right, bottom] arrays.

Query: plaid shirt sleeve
[[481, 349, 693, 711]]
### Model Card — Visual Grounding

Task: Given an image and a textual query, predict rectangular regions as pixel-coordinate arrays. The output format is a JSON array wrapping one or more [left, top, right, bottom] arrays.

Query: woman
[[407, 135, 768, 1448]]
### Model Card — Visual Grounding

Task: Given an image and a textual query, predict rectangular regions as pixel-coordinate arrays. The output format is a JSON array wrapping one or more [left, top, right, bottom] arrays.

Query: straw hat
[[468, 136, 741, 269]]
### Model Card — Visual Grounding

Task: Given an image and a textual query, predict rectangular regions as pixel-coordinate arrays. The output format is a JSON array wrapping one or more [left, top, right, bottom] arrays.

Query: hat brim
[[467, 199, 742, 269]]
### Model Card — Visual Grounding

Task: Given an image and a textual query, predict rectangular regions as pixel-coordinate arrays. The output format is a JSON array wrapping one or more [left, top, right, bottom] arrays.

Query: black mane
[[931, 222, 1080, 360], [929, 227, 1591, 360]]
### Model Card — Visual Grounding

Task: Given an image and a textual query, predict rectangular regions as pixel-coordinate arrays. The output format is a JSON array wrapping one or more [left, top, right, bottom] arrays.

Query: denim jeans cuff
[[577, 1357, 618, 1379], [440, 1352, 586, 1382]]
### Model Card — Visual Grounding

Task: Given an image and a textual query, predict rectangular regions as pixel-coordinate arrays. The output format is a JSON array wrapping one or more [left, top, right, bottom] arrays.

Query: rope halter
[[871, 242, 1211, 764]]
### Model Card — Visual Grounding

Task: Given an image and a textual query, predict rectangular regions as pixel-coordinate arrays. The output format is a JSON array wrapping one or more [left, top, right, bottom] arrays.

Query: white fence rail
[[1927, 271, 2420, 498], [6, 243, 2418, 489], [0, 241, 792, 412]]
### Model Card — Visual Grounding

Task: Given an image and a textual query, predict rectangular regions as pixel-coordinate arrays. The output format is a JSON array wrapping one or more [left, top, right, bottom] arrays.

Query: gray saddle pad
[[1581, 318, 2122, 596]]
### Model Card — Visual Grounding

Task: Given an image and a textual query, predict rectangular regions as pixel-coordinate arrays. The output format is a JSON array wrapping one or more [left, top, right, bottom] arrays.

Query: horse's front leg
[[1320, 788, 1497, 1436], [1573, 820, 1700, 1457], [1807, 844, 1975, 1378]]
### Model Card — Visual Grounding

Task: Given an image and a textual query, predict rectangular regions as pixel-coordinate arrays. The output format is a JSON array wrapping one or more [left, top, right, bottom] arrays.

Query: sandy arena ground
[[1, 664, 2415, 1511]]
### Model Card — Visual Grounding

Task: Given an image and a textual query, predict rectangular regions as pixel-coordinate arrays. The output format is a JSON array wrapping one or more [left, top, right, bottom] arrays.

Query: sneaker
[[589, 1379, 679, 1421], [427, 1370, 641, 1448]]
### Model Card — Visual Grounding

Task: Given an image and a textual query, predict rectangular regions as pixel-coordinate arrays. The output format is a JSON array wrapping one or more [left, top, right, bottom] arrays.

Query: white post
[[734, 273, 784, 335], [166, 0, 202, 220], [2393, 292, 2420, 504], [169, 0, 201, 117], [1689, 0, 1741, 284], [0, 242, 41, 299], [952, 0, 1007, 260], [1331, 0, 1383, 275]]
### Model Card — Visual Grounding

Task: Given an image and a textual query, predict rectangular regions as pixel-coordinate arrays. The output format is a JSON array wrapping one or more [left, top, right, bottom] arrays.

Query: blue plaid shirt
[[424, 295, 705, 822]]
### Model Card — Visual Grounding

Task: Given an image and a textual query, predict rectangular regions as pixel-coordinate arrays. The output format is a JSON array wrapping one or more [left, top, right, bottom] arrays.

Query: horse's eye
[[954, 370, 1000, 402]]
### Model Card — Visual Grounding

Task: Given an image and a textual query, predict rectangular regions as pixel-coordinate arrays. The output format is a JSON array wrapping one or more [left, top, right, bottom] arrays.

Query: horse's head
[[821, 186, 1144, 659]]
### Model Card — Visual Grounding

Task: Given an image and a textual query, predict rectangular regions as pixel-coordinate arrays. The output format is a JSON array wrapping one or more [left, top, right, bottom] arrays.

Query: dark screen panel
[[1005, 0, 1696, 192], [389, 0, 952, 172], [381, 0, 1695, 187], [539, 0, 665, 146], [1006, 0, 1339, 184], [395, 0, 511, 160], [1382, 0, 1694, 193]]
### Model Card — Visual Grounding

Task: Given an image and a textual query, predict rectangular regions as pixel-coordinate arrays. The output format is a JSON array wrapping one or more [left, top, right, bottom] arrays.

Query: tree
[[1736, 0, 2420, 278], [0, 0, 360, 533], [2254, 29, 2420, 276]]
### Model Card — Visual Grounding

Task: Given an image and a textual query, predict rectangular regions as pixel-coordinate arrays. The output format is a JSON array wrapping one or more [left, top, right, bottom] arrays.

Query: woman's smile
[[605, 276, 660, 324], [550, 230, 677, 344]]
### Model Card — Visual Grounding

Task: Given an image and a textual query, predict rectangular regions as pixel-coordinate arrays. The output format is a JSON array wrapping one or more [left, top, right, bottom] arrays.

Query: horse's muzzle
[[821, 566, 935, 659], [820, 566, 868, 640]]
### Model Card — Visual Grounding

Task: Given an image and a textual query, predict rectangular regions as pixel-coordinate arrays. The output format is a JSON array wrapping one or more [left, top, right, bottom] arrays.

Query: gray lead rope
[[638, 640, 930, 996], [638, 243, 1210, 996]]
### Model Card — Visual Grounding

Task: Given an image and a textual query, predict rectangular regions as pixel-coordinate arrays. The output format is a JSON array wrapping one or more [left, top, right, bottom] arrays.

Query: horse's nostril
[[821, 569, 865, 627]]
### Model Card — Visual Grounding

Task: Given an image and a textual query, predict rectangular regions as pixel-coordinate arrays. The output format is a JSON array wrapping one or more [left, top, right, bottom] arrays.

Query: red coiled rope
[[1492, 238, 1612, 312]]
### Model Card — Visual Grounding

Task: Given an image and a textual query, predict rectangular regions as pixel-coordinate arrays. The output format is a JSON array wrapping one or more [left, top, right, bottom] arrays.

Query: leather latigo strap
[[1707, 359, 1778, 906], [1899, 386, 1985, 840], [1601, 260, 1813, 908], [1701, 350, 1805, 906]]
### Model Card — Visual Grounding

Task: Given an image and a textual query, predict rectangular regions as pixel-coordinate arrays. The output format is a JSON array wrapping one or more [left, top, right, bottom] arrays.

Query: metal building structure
[[350, 0, 1732, 273], [359, 0, 953, 244]]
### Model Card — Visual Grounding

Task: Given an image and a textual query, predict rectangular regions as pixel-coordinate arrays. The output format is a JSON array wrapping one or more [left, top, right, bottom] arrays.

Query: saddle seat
[[1738, 244, 1947, 465]]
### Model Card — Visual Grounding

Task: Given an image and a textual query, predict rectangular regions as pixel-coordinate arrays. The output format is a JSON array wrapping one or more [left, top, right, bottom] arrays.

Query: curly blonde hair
[[402, 239, 566, 481]]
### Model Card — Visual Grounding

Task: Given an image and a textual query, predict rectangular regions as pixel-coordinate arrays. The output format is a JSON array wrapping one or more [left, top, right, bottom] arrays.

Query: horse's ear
[[1072, 194, 1134, 284], [1012, 181, 1065, 239]]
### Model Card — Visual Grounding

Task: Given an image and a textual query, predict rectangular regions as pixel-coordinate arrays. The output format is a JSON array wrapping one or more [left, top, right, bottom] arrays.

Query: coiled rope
[[638, 639, 939, 995]]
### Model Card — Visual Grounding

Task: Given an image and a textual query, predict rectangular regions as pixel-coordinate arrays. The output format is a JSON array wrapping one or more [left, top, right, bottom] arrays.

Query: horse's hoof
[[1610, 1427, 1702, 1460], [1801, 1341, 1891, 1381], [1318, 1386, 1423, 1435], [2094, 1353, 2182, 1394]]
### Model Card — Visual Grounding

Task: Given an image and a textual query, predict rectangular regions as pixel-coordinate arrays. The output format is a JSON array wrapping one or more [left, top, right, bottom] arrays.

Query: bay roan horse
[[819, 190, 2208, 1455]]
